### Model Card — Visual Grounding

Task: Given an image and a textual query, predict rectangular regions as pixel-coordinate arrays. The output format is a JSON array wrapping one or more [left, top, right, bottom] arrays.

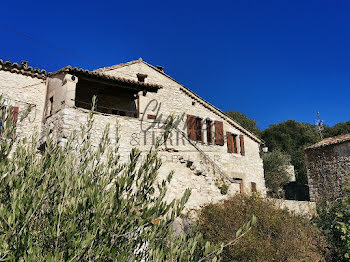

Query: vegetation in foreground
[[0, 100, 223, 261], [199, 194, 329, 262], [1, 97, 348, 261], [316, 179, 350, 262]]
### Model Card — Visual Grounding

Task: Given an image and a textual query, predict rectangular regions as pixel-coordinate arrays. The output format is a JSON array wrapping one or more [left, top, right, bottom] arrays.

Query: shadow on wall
[[75, 78, 138, 118]]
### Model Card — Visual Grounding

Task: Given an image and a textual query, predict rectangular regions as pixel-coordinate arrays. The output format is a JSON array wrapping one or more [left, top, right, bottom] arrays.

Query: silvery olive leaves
[[0, 96, 222, 261]]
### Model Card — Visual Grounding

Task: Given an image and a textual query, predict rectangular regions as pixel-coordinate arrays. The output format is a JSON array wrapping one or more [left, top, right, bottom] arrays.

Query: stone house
[[305, 134, 350, 202], [0, 58, 267, 211], [0, 60, 47, 138]]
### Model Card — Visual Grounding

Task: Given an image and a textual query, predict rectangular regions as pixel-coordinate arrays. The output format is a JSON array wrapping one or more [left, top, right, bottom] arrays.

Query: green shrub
[[316, 178, 350, 262], [199, 194, 328, 262], [219, 184, 228, 195], [0, 98, 222, 261], [262, 149, 292, 197], [261, 120, 320, 184], [226, 111, 261, 136]]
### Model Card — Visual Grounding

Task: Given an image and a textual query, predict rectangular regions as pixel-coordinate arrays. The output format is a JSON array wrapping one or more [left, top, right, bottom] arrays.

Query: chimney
[[136, 73, 148, 82], [155, 66, 164, 72]]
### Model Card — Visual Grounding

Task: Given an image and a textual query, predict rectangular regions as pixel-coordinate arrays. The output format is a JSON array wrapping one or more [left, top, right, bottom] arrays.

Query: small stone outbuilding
[[305, 134, 350, 202]]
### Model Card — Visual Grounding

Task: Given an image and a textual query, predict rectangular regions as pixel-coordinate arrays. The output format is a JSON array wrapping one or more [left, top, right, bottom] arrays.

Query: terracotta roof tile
[[49, 65, 162, 91], [0, 59, 47, 79], [305, 134, 350, 150]]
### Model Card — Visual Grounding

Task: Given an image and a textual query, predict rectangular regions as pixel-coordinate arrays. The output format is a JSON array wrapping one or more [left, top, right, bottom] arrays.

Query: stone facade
[[0, 60, 47, 139], [305, 135, 350, 202], [1, 58, 267, 212]]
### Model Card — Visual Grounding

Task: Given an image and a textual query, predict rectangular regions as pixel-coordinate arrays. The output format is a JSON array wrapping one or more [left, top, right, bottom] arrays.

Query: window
[[195, 117, 202, 141], [233, 135, 238, 153], [226, 132, 238, 153], [45, 96, 54, 117], [49, 96, 54, 116], [74, 79, 138, 118], [206, 119, 213, 144]]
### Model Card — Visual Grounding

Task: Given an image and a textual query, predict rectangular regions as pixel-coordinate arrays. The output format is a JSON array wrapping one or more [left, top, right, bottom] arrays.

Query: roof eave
[[305, 135, 350, 151], [49, 66, 162, 92], [0, 59, 47, 79]]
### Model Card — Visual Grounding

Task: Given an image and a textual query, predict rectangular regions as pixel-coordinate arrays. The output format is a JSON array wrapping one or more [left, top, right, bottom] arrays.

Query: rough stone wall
[[0, 70, 47, 139], [271, 199, 316, 218], [306, 142, 350, 202], [43, 107, 241, 211], [285, 164, 296, 182], [45, 73, 77, 117], [157, 155, 241, 211], [102, 61, 266, 195], [41, 60, 267, 211]]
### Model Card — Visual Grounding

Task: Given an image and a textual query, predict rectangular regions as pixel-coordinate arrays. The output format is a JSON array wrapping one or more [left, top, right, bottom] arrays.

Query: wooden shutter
[[226, 132, 233, 153], [147, 114, 156, 119], [239, 182, 244, 194], [215, 121, 224, 145], [0, 107, 3, 135], [239, 135, 245, 156], [11, 107, 19, 134], [12, 107, 19, 124], [187, 115, 196, 141]]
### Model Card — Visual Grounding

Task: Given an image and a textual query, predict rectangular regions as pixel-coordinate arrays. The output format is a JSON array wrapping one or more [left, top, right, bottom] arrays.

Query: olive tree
[[0, 97, 222, 261]]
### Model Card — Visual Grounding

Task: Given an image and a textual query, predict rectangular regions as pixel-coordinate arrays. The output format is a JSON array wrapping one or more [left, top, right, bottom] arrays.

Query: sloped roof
[[96, 58, 263, 144], [50, 65, 162, 91], [95, 58, 142, 72], [305, 134, 350, 150], [0, 59, 47, 79]]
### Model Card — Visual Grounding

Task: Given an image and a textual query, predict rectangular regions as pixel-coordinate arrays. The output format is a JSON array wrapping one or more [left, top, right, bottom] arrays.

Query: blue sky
[[1, 0, 349, 129]]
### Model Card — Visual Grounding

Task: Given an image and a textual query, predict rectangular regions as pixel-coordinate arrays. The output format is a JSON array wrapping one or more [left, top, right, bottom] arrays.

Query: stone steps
[[177, 155, 212, 178]]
